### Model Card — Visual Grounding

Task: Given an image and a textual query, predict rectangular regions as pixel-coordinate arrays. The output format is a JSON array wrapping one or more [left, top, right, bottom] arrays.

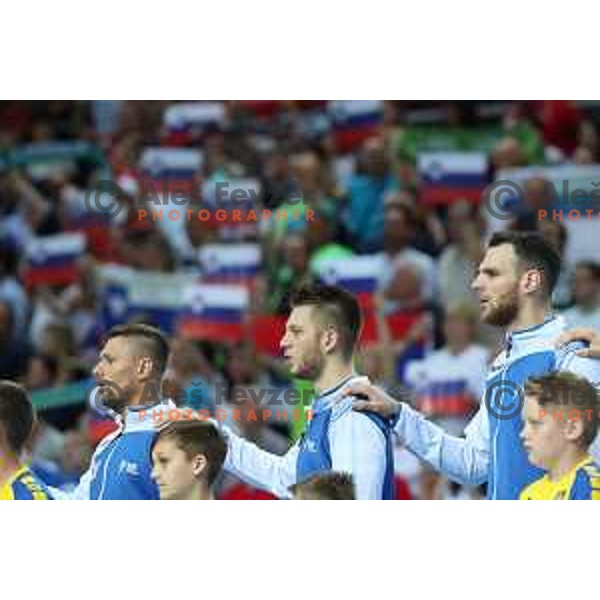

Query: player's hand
[[555, 328, 600, 358], [345, 380, 401, 419]]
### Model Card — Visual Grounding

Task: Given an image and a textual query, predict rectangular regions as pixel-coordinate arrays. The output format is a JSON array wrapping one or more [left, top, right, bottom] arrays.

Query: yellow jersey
[[519, 456, 600, 500], [0, 465, 53, 500]]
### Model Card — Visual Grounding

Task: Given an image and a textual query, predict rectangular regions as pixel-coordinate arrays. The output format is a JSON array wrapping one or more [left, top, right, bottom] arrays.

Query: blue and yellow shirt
[[520, 456, 600, 500], [0, 465, 53, 500]]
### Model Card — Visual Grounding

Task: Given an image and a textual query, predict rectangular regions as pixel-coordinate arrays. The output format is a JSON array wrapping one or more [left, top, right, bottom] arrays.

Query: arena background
[[1, 99, 599, 499]]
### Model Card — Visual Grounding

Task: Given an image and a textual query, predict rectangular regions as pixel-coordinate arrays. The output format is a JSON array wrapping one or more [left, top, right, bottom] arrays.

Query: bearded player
[[223, 284, 395, 499], [52, 324, 172, 499], [348, 231, 600, 499]]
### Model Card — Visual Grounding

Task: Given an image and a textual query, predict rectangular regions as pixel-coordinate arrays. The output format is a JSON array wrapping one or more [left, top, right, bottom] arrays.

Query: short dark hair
[[524, 371, 600, 448], [290, 472, 356, 500], [104, 324, 170, 376], [575, 260, 600, 282], [0, 381, 35, 454], [488, 231, 561, 295], [154, 420, 227, 486], [289, 284, 362, 360]]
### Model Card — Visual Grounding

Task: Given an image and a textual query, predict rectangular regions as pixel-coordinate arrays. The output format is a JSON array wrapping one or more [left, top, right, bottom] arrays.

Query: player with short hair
[[151, 420, 227, 500], [0, 381, 53, 500], [223, 283, 395, 499], [520, 371, 600, 500], [290, 472, 356, 500], [52, 323, 172, 499], [349, 231, 600, 499]]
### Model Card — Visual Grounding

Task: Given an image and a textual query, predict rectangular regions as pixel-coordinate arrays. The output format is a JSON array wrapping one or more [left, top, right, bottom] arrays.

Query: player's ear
[[522, 269, 543, 295], [563, 416, 585, 444], [137, 356, 154, 380], [192, 454, 208, 478], [322, 325, 338, 355]]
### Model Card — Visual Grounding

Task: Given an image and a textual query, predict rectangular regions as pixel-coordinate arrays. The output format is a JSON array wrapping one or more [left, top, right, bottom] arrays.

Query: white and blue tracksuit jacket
[[394, 315, 600, 499], [52, 404, 169, 500], [224, 374, 395, 499]]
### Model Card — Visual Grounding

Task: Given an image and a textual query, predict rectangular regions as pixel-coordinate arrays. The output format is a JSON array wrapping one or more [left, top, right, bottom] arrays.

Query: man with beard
[[222, 284, 395, 499], [346, 231, 600, 499], [52, 324, 171, 499]]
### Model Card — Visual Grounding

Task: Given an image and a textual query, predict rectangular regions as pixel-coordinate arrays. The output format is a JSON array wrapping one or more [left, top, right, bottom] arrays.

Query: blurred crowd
[[1, 100, 599, 499]]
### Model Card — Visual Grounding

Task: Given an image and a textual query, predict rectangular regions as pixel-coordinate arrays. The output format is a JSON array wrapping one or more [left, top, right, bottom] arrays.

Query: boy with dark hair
[[151, 420, 227, 500], [0, 381, 53, 500], [290, 472, 356, 500], [520, 372, 600, 500]]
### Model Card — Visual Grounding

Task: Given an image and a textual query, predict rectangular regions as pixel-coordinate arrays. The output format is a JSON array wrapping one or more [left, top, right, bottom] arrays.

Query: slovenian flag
[[98, 266, 192, 333], [415, 379, 476, 418], [163, 102, 226, 145], [23, 232, 86, 287], [138, 147, 203, 195], [178, 284, 249, 342], [125, 271, 191, 332], [314, 254, 384, 307], [328, 100, 383, 152], [198, 243, 262, 284], [418, 151, 489, 206]]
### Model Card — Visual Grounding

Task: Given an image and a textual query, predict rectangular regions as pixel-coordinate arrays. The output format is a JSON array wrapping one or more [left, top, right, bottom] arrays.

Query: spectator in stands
[[260, 151, 297, 210], [0, 239, 29, 340], [165, 337, 224, 412], [382, 262, 426, 315], [0, 170, 56, 249], [25, 355, 59, 390], [379, 195, 437, 309], [0, 300, 30, 379], [491, 136, 524, 170], [223, 340, 270, 389], [404, 303, 489, 436], [306, 201, 353, 271], [345, 136, 393, 252], [267, 232, 314, 314], [500, 177, 556, 233], [438, 199, 484, 310], [561, 261, 600, 331], [120, 228, 177, 272], [35, 321, 78, 384], [577, 119, 598, 158], [539, 100, 582, 157], [573, 145, 595, 164]]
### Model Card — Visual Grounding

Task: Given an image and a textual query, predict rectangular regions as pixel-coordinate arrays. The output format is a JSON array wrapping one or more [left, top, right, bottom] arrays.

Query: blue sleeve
[[569, 470, 593, 500], [11, 480, 35, 500], [133, 431, 160, 500]]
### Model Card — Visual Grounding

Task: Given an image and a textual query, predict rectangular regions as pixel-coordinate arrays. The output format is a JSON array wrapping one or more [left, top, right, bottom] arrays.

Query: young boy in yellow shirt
[[0, 381, 53, 500], [520, 371, 600, 500]]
